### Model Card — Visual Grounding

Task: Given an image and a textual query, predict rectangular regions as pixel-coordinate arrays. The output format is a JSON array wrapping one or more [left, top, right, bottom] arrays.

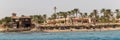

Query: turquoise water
[[0, 31, 120, 40]]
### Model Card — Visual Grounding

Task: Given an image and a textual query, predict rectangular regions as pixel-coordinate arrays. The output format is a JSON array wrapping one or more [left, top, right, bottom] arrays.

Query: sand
[[42, 27, 120, 32]]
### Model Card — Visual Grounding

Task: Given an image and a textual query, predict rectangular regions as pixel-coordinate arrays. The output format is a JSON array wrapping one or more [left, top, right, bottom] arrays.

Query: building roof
[[55, 18, 70, 22], [46, 17, 91, 24], [20, 16, 31, 18], [11, 16, 19, 19], [73, 18, 90, 21]]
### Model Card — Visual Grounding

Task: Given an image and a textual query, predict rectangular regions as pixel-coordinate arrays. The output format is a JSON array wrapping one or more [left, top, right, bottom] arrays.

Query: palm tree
[[100, 9, 112, 22], [101, 9, 106, 18], [56, 12, 61, 19], [100, 8, 108, 22], [67, 11, 72, 18], [43, 14, 47, 23], [93, 9, 98, 17], [47, 13, 57, 24], [32, 15, 44, 24], [51, 13, 57, 19], [106, 9, 113, 21], [89, 13, 94, 18], [71, 10, 75, 18], [92, 9, 99, 23], [115, 9, 120, 19], [58, 12, 63, 18], [39, 15, 45, 23], [74, 8, 79, 17], [67, 11, 72, 24], [84, 13, 88, 18], [101, 8, 105, 13], [59, 12, 68, 24]]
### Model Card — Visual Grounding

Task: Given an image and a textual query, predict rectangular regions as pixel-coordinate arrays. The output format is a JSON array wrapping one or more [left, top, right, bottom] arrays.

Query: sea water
[[0, 31, 120, 40]]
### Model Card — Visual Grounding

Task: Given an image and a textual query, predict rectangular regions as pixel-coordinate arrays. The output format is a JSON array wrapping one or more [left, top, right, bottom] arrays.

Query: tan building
[[46, 17, 93, 24], [115, 18, 120, 22], [10, 13, 32, 28]]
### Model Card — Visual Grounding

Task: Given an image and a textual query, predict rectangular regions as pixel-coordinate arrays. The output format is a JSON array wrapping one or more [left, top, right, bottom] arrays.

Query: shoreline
[[30, 27, 120, 32], [0, 28, 120, 33], [0, 27, 120, 32]]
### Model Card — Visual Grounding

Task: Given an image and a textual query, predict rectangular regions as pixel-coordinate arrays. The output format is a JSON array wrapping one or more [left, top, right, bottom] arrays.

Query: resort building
[[115, 18, 120, 22], [46, 17, 94, 24], [19, 15, 32, 28], [11, 13, 19, 28], [10, 13, 32, 28]]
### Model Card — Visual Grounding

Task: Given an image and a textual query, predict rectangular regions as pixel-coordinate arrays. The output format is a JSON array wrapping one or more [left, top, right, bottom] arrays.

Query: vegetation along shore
[[0, 8, 120, 32]]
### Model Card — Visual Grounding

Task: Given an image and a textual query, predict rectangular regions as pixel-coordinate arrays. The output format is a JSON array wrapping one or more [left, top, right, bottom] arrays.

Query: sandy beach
[[41, 27, 120, 32], [1, 23, 120, 32], [0, 27, 120, 32]]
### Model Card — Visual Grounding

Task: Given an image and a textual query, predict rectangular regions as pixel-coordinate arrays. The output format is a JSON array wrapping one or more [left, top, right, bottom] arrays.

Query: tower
[[54, 6, 57, 14]]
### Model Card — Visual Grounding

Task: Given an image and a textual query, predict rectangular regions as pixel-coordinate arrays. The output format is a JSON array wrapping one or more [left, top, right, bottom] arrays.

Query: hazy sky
[[0, 0, 120, 19]]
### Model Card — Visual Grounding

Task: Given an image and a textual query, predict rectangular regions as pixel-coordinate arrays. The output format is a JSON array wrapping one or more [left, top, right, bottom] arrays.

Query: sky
[[0, 0, 120, 19]]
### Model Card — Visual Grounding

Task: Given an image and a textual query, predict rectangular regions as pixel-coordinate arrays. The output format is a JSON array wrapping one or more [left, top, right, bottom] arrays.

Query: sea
[[0, 31, 120, 40]]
